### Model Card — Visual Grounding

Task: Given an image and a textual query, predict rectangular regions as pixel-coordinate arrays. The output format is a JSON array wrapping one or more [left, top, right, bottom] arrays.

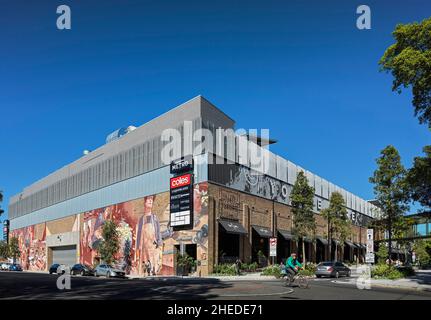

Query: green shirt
[[286, 256, 302, 269]]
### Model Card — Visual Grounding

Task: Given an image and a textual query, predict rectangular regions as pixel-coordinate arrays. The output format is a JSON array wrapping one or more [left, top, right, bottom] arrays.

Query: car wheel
[[335, 271, 340, 278], [316, 275, 321, 278], [346, 271, 351, 277], [81, 270, 85, 276]]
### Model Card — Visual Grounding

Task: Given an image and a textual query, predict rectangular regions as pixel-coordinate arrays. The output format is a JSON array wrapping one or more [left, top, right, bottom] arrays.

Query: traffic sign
[[365, 253, 375, 264], [366, 229, 374, 254], [269, 237, 277, 257]]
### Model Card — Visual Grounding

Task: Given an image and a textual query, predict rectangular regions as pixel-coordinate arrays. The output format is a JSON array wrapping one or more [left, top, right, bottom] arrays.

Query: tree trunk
[[302, 240, 306, 265], [328, 220, 332, 262], [388, 216, 392, 265], [335, 243, 338, 261]]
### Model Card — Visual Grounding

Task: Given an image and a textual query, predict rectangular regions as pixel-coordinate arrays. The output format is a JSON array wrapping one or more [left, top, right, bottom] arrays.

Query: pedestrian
[[235, 258, 241, 276], [280, 259, 287, 277], [146, 260, 152, 276]]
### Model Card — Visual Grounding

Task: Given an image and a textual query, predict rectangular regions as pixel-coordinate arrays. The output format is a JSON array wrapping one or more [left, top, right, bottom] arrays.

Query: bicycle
[[284, 271, 309, 289]]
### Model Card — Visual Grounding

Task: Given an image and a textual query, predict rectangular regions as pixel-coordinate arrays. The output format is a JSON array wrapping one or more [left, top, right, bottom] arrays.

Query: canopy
[[219, 219, 248, 235]]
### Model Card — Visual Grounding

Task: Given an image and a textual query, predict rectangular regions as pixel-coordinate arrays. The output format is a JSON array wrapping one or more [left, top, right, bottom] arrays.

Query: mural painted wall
[[80, 182, 208, 276], [10, 183, 208, 276], [11, 223, 47, 271]]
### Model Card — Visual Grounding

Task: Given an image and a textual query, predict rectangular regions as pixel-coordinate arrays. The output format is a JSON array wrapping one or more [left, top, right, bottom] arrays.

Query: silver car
[[94, 264, 126, 278], [315, 261, 351, 278]]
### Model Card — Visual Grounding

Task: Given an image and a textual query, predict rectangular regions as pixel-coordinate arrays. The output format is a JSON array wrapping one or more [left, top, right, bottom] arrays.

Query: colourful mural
[[11, 223, 47, 271], [10, 182, 208, 276], [79, 182, 208, 276]]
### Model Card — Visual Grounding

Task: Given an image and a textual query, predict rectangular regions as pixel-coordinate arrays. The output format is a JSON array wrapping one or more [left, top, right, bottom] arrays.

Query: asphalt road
[[1, 271, 431, 300]]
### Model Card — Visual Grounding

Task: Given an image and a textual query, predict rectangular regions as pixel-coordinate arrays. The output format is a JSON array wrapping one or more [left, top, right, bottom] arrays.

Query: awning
[[278, 229, 293, 240], [219, 219, 248, 235], [303, 236, 313, 243], [354, 243, 361, 249], [345, 240, 357, 248], [332, 239, 340, 246], [316, 237, 329, 246], [252, 225, 272, 238]]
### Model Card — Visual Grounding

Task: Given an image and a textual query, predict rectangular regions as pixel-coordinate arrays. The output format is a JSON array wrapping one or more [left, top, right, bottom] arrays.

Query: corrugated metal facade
[[10, 154, 208, 230]]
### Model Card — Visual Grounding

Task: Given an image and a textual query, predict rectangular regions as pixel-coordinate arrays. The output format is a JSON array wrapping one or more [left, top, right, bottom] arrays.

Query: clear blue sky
[[1, 0, 430, 228]]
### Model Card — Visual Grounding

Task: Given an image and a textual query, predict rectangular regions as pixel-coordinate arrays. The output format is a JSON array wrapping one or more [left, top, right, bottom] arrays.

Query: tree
[[98, 220, 120, 265], [0, 241, 9, 259], [321, 192, 350, 261], [406, 145, 431, 209], [413, 239, 431, 266], [8, 237, 20, 262], [0, 190, 4, 219], [291, 171, 316, 265], [369, 145, 409, 263], [379, 17, 431, 128], [376, 243, 389, 265]]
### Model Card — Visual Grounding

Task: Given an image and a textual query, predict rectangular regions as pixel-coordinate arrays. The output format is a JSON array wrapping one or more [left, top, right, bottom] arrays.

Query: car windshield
[[319, 262, 334, 266], [105, 265, 113, 268]]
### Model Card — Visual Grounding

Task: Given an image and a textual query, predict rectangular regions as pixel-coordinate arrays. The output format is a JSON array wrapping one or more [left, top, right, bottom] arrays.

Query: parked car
[[1, 262, 11, 271], [315, 261, 351, 278], [71, 263, 94, 276], [94, 264, 126, 278], [49, 263, 60, 274], [8, 263, 23, 272], [49, 263, 70, 274]]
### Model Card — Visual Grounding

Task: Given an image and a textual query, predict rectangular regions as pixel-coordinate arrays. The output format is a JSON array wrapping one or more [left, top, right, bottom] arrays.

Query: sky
[[0, 0, 430, 228]]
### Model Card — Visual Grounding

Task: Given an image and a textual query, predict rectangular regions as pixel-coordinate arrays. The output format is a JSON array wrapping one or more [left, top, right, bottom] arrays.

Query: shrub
[[212, 264, 237, 276], [240, 262, 258, 272], [371, 264, 410, 280], [261, 265, 282, 278], [298, 262, 316, 276]]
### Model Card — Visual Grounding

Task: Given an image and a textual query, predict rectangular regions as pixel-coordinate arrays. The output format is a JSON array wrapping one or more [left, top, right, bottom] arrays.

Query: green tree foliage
[[376, 244, 389, 264], [369, 145, 409, 261], [413, 239, 431, 266], [379, 17, 431, 128], [8, 237, 20, 261], [0, 190, 4, 219], [321, 192, 350, 261], [0, 241, 9, 259], [98, 220, 120, 265], [406, 145, 431, 209], [291, 171, 316, 264]]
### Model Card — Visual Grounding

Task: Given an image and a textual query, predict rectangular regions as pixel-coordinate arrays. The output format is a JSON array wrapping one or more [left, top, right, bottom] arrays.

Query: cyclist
[[285, 253, 303, 284]]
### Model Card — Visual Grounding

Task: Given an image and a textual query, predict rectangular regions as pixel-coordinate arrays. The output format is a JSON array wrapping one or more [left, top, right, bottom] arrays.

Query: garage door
[[52, 245, 77, 267]]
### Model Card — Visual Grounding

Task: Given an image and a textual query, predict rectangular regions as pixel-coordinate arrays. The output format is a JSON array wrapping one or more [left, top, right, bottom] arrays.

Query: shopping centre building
[[8, 96, 381, 276]]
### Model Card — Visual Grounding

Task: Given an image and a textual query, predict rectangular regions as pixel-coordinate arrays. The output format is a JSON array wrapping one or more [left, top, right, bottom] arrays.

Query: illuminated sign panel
[[170, 173, 193, 230]]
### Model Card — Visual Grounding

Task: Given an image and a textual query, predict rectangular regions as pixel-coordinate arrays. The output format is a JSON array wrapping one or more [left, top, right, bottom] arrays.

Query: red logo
[[170, 174, 191, 189]]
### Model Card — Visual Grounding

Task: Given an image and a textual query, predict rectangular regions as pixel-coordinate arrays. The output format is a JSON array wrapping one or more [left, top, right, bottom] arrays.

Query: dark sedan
[[315, 261, 351, 278], [49, 263, 60, 274], [8, 264, 23, 272], [71, 264, 94, 276]]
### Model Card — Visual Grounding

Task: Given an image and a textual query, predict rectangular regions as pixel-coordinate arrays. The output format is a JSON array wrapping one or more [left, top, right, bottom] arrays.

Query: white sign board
[[365, 253, 375, 264], [366, 229, 374, 254], [269, 237, 277, 257]]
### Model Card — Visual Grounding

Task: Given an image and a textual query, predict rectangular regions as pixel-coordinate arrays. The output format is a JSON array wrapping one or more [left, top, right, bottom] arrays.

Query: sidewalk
[[127, 272, 278, 281], [338, 269, 431, 292]]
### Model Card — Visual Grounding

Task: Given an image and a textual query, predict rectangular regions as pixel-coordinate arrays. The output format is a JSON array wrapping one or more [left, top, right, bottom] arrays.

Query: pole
[[272, 200, 276, 266]]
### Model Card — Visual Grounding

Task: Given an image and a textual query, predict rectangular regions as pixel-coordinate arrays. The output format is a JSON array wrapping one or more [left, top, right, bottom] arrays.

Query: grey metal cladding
[[9, 96, 226, 218]]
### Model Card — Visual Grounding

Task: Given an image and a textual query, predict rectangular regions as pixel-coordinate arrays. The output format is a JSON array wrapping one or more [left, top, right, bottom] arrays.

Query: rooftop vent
[[105, 125, 137, 144]]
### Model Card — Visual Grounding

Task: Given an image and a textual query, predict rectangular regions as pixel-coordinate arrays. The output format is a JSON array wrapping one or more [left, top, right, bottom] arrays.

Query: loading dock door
[[52, 245, 77, 267]]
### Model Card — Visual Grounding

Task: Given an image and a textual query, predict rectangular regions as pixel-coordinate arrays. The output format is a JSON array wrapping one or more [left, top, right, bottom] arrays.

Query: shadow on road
[[0, 272, 233, 300]]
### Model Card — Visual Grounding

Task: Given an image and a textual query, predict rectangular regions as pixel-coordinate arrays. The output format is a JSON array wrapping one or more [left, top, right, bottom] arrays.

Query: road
[[1, 271, 431, 300]]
